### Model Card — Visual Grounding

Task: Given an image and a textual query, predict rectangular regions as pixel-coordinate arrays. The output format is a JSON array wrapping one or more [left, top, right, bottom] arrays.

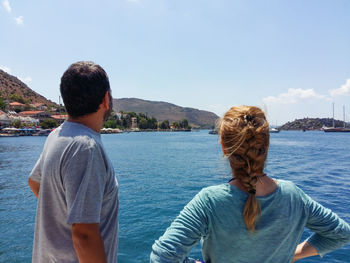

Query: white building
[[0, 111, 11, 127], [131, 117, 138, 129]]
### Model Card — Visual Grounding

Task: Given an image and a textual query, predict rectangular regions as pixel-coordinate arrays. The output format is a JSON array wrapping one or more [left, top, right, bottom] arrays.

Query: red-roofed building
[[51, 114, 68, 124], [9, 102, 25, 110], [19, 111, 51, 120], [30, 103, 47, 110]]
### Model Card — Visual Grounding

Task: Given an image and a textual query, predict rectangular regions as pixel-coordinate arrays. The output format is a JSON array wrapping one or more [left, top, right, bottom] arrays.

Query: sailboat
[[323, 104, 350, 132]]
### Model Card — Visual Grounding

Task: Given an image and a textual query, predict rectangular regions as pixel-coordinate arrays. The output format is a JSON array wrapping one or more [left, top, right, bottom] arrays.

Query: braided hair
[[218, 106, 269, 232]]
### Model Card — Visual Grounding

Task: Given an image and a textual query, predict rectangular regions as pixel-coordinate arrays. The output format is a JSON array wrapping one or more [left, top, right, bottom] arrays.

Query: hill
[[280, 118, 348, 130], [113, 98, 219, 128], [0, 70, 218, 128], [0, 69, 57, 106]]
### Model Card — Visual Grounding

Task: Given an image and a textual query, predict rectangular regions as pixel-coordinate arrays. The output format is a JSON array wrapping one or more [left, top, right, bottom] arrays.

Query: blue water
[[0, 130, 349, 262]]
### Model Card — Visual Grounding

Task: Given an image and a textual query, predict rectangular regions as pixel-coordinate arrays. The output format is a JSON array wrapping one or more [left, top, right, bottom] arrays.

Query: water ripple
[[0, 131, 349, 262]]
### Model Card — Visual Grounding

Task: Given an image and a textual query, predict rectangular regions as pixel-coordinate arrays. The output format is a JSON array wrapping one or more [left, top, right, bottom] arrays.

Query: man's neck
[[67, 113, 103, 133]]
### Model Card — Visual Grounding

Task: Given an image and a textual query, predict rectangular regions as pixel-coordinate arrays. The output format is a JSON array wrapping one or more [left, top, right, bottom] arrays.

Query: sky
[[1, 0, 350, 124]]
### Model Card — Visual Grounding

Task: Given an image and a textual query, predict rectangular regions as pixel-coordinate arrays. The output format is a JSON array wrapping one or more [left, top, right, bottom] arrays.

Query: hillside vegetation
[[113, 98, 218, 129], [0, 69, 57, 107], [1, 70, 219, 129]]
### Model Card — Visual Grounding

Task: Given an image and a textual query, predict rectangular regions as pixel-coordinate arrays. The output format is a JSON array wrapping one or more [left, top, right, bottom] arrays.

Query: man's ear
[[102, 91, 110, 110]]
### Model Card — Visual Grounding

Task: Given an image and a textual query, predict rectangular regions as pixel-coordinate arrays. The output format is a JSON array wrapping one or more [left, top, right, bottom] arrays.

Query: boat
[[0, 133, 19, 137], [209, 130, 218, 135], [100, 128, 123, 134], [0, 127, 20, 137], [33, 129, 52, 136], [323, 104, 350, 132], [269, 128, 280, 133], [323, 127, 350, 132]]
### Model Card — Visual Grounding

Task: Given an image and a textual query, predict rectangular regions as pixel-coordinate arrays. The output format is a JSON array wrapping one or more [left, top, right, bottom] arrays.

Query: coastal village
[[0, 99, 193, 136], [0, 69, 195, 136], [1, 69, 349, 136]]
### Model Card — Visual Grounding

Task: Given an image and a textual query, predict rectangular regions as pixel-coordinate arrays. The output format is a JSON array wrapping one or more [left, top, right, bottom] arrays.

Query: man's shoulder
[[45, 125, 102, 161], [56, 122, 101, 148]]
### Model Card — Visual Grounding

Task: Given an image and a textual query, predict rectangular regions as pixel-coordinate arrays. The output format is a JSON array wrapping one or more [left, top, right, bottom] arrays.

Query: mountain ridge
[[113, 98, 219, 128], [0, 70, 219, 128]]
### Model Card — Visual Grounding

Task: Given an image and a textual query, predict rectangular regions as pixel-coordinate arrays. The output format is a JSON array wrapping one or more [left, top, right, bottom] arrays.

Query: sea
[[0, 130, 349, 263]]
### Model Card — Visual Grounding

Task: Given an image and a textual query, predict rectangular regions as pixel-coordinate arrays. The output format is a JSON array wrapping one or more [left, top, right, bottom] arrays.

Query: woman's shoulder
[[196, 183, 241, 204], [275, 179, 310, 202], [276, 179, 297, 190], [277, 179, 306, 193], [200, 183, 231, 195]]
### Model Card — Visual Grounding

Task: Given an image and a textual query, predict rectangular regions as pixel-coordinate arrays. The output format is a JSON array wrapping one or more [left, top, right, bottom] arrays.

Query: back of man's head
[[60, 61, 110, 118]]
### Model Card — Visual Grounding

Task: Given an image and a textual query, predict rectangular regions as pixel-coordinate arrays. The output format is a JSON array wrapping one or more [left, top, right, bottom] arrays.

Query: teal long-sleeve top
[[150, 180, 350, 263]]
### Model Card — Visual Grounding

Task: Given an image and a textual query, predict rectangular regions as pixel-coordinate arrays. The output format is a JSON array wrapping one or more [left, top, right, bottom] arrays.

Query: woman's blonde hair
[[218, 106, 269, 232]]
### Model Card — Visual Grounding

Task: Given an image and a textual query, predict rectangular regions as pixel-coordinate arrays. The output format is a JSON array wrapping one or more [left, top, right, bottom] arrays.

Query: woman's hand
[[293, 241, 318, 262]]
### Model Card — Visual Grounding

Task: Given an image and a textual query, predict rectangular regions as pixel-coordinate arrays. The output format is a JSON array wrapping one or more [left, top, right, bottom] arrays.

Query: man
[[28, 61, 119, 263]]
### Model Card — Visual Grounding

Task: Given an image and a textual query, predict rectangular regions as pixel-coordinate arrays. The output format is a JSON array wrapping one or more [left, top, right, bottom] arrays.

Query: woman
[[150, 106, 350, 263]]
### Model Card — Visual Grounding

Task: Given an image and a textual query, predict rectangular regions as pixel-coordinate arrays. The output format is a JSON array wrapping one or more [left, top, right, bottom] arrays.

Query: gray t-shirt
[[30, 121, 119, 263]]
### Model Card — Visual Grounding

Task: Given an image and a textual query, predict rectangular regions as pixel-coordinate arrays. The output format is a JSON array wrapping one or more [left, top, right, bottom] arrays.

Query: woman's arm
[[301, 190, 350, 258], [150, 191, 209, 263], [292, 241, 318, 262]]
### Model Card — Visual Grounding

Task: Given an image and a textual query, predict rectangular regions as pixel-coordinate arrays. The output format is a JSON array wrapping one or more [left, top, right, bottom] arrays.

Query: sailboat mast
[[344, 105, 346, 128], [332, 103, 335, 128]]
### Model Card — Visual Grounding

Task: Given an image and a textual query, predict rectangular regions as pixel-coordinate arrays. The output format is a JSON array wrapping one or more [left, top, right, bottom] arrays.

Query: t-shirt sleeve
[[298, 188, 350, 257], [29, 154, 43, 183], [61, 141, 107, 224], [150, 190, 209, 263]]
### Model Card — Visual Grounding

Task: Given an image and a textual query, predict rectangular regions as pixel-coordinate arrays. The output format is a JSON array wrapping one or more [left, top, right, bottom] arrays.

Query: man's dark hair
[[60, 61, 111, 118]]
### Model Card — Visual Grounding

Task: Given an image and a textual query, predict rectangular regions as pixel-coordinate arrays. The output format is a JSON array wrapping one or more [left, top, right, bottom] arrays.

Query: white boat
[[0, 127, 20, 137], [0, 133, 19, 137], [323, 104, 350, 132], [269, 128, 280, 133]]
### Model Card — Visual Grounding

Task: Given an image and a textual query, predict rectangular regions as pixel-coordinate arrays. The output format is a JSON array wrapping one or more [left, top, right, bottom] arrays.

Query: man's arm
[[28, 178, 40, 198], [293, 241, 318, 262], [72, 223, 107, 263]]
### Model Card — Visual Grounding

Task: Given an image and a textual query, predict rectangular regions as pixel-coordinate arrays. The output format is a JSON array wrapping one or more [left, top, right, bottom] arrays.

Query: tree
[[173, 121, 180, 129], [104, 120, 117, 128], [160, 120, 170, 129], [121, 114, 132, 128], [9, 94, 25, 103], [0, 97, 6, 111], [40, 119, 58, 129], [180, 119, 189, 129], [24, 103, 32, 111], [11, 120, 22, 128], [139, 118, 148, 129], [147, 117, 158, 129]]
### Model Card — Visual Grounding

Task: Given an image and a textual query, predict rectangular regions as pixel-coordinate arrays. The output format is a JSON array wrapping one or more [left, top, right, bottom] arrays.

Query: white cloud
[[18, 76, 32, 84], [14, 15, 23, 25], [263, 88, 326, 104], [330, 79, 350, 97], [0, 65, 11, 73], [2, 0, 11, 13]]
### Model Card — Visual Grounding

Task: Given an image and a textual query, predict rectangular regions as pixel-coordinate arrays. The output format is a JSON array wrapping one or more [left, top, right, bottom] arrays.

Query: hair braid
[[218, 106, 269, 232]]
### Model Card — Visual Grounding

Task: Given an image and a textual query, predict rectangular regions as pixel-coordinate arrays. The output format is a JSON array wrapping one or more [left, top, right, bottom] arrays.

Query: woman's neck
[[229, 175, 278, 197]]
